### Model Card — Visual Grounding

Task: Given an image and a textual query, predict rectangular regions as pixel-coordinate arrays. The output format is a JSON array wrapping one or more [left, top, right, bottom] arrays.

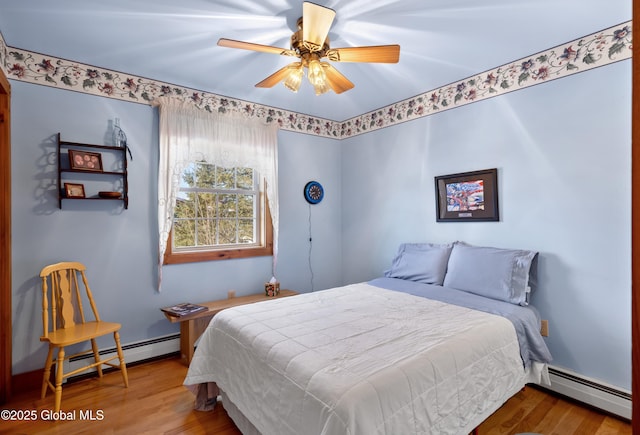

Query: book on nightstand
[[161, 302, 207, 317]]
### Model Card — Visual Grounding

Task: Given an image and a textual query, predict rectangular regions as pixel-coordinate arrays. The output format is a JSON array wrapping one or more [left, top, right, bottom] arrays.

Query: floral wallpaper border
[[339, 21, 631, 138], [1, 21, 632, 139], [2, 45, 342, 138]]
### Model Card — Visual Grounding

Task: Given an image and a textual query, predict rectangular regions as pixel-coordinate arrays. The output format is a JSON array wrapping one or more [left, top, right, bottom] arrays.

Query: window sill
[[163, 243, 273, 265]]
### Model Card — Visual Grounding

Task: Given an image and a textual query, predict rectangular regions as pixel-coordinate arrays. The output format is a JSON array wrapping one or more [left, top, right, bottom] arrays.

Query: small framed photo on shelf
[[64, 183, 86, 198], [68, 149, 103, 172], [435, 168, 499, 222]]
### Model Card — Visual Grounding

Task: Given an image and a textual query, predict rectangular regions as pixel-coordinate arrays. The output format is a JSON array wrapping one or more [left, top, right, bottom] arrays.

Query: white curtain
[[154, 97, 279, 289]]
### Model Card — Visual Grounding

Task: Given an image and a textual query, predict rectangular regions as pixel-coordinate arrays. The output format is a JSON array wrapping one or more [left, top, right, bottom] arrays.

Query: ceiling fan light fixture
[[307, 58, 329, 95], [283, 63, 304, 92], [218, 2, 400, 96], [312, 81, 330, 96]]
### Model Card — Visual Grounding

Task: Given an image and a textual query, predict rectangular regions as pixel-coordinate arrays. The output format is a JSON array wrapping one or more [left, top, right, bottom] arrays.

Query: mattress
[[185, 282, 548, 434]]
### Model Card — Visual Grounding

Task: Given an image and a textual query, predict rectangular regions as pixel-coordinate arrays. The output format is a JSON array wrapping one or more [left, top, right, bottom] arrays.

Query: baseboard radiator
[[64, 333, 180, 379], [65, 338, 632, 420], [544, 365, 631, 420]]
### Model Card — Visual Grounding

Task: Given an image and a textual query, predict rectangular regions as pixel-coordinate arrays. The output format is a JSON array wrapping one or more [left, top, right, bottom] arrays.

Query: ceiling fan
[[217, 2, 400, 95]]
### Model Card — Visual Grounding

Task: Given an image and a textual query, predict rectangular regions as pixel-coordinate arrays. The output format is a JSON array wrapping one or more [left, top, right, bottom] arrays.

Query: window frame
[[163, 170, 273, 265]]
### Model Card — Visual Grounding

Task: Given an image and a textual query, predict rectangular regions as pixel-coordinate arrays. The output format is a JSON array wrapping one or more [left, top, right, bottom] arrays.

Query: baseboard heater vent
[[64, 333, 180, 379], [544, 365, 631, 420]]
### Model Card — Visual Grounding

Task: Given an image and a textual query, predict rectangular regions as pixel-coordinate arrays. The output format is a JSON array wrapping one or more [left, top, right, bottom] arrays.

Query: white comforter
[[184, 283, 528, 435]]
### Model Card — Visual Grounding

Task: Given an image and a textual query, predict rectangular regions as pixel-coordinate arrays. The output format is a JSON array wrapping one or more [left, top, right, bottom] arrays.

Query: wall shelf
[[57, 132, 129, 209]]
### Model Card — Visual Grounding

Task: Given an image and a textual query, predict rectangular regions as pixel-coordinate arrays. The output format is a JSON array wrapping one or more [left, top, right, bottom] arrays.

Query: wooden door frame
[[0, 65, 11, 404], [632, 8, 639, 430]]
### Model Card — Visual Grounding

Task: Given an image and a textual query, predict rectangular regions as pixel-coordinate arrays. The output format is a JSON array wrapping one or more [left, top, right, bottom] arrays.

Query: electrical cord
[[308, 202, 315, 292]]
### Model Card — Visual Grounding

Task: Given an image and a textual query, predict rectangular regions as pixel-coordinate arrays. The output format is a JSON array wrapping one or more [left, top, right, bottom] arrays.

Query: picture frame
[[64, 182, 86, 198], [68, 149, 103, 172], [435, 168, 499, 222]]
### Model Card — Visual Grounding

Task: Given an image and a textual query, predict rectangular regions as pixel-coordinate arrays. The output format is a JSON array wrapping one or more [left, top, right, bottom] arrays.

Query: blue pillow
[[384, 243, 454, 286], [442, 243, 538, 306]]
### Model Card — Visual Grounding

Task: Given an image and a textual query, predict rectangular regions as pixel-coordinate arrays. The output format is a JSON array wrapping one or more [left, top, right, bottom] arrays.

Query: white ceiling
[[0, 0, 631, 120]]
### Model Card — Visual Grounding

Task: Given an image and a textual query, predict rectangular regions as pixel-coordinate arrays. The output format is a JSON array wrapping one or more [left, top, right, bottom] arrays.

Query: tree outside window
[[164, 162, 272, 264]]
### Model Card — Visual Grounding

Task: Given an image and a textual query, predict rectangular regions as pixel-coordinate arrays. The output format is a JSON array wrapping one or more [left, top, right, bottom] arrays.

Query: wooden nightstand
[[162, 290, 298, 365]]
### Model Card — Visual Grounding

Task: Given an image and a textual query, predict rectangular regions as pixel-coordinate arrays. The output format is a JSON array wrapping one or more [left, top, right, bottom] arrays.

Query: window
[[155, 98, 279, 276], [163, 162, 272, 264]]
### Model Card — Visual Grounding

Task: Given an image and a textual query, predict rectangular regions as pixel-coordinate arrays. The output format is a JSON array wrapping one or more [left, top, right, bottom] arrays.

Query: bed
[[184, 242, 552, 435]]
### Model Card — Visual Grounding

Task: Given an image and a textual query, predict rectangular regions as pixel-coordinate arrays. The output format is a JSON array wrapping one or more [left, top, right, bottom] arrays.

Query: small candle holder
[[264, 281, 280, 297]]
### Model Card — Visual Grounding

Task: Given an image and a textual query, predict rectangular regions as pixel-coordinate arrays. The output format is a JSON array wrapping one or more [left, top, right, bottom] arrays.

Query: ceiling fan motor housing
[[292, 17, 330, 59]]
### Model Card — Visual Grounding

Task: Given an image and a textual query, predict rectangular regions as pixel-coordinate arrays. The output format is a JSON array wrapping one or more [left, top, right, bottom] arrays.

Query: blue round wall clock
[[304, 181, 324, 204]]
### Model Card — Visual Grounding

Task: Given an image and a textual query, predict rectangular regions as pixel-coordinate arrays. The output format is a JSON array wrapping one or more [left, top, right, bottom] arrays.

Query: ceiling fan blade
[[322, 64, 354, 94], [326, 45, 401, 63], [302, 2, 336, 51], [218, 38, 297, 57], [255, 63, 298, 88]]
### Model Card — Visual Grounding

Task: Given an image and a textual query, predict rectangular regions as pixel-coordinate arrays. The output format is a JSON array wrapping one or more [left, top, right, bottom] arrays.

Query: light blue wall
[[341, 61, 632, 390], [10, 82, 342, 374], [10, 59, 632, 393]]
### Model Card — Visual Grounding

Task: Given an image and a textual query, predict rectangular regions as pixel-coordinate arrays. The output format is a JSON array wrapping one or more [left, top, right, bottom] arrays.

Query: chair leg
[[54, 347, 65, 413], [41, 346, 54, 399], [114, 331, 129, 388], [91, 338, 104, 378]]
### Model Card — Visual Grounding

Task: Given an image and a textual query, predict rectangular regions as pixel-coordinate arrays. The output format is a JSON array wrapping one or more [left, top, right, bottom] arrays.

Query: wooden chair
[[39, 261, 129, 412]]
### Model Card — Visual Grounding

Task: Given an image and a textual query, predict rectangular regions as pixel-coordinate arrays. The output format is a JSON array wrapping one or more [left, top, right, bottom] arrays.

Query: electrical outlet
[[540, 320, 549, 337]]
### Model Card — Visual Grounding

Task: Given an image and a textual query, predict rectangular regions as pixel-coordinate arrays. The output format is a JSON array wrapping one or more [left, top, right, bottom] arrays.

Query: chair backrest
[[39, 261, 101, 339]]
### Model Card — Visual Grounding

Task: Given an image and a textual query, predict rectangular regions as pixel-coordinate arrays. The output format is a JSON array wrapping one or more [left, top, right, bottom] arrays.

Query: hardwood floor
[[1, 356, 631, 435]]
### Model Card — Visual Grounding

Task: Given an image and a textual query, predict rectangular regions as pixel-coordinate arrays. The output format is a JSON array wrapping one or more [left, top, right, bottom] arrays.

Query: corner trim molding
[[0, 21, 632, 140], [0, 29, 7, 78]]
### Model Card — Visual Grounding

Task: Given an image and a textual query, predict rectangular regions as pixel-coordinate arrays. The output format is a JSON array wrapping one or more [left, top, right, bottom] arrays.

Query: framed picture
[[68, 149, 103, 172], [435, 168, 499, 222], [64, 183, 86, 198]]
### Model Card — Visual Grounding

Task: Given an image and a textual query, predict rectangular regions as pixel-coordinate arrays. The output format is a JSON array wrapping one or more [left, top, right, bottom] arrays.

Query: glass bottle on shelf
[[113, 118, 127, 148]]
